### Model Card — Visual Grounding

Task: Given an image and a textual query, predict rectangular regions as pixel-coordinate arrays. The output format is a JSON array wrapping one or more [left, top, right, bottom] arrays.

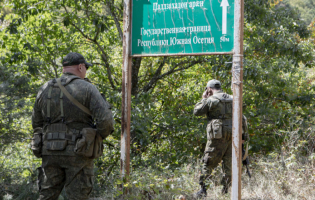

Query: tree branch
[[62, 4, 117, 91], [94, 26, 100, 41], [39, 25, 60, 77], [142, 57, 167, 93], [94, 43, 117, 90], [142, 57, 206, 93], [106, 0, 123, 41], [158, 58, 205, 80], [62, 5, 94, 41]]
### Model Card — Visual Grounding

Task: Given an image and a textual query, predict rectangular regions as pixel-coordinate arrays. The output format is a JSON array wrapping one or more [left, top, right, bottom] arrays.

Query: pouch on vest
[[31, 127, 43, 158], [212, 119, 223, 139], [206, 121, 213, 140], [74, 128, 96, 158], [74, 128, 104, 159], [91, 132, 104, 159], [45, 123, 68, 151]]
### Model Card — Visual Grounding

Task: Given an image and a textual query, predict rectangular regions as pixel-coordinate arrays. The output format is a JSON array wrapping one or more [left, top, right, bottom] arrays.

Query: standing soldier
[[31, 52, 114, 200], [193, 79, 247, 199]]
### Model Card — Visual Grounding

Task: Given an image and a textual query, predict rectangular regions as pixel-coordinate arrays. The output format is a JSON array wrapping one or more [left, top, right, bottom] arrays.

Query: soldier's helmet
[[62, 52, 92, 69], [206, 79, 221, 89]]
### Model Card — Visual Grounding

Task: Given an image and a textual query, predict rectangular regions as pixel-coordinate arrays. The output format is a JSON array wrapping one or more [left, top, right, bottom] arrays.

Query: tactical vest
[[207, 93, 233, 121], [206, 93, 233, 140], [42, 78, 83, 155]]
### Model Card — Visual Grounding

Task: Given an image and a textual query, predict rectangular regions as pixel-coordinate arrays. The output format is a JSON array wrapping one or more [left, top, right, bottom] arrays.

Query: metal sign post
[[121, 0, 132, 193], [231, 0, 244, 199]]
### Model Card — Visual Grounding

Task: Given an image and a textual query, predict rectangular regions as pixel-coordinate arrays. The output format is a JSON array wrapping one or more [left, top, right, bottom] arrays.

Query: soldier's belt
[[46, 130, 82, 142]]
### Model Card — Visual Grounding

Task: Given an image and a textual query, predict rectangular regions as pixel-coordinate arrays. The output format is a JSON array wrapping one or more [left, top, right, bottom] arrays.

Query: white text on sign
[[153, 1, 204, 12], [137, 36, 215, 47], [141, 26, 211, 36]]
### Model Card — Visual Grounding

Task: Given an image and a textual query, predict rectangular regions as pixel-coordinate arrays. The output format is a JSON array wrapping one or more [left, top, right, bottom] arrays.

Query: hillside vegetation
[[285, 0, 315, 25]]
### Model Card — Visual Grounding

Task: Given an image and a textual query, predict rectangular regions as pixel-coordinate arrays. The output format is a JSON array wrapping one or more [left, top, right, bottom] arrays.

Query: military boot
[[193, 182, 207, 199]]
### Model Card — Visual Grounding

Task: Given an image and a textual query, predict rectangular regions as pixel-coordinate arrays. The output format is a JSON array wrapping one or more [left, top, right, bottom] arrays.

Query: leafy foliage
[[285, 0, 315, 25], [0, 57, 36, 151]]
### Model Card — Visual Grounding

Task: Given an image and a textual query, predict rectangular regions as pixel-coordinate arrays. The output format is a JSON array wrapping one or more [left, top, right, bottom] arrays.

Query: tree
[[0, 0, 314, 168], [285, 0, 315, 25]]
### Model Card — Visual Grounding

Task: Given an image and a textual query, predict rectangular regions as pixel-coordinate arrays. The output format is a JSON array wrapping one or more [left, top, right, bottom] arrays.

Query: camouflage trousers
[[37, 155, 94, 200], [199, 138, 232, 188]]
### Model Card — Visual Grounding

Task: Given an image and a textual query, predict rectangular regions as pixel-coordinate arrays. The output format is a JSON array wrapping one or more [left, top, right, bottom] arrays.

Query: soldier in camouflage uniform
[[193, 80, 247, 199], [31, 52, 114, 200]]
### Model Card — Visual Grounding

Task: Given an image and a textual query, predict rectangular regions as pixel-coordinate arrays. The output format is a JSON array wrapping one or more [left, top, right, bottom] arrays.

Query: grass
[[92, 150, 315, 200], [1, 131, 314, 200], [1, 150, 314, 200]]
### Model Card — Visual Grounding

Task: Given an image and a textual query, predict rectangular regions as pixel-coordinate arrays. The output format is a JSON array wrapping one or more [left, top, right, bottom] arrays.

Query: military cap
[[206, 79, 221, 89], [62, 52, 92, 69]]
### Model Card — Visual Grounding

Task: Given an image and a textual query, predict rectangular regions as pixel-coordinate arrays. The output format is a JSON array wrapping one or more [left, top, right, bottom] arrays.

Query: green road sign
[[131, 0, 235, 56]]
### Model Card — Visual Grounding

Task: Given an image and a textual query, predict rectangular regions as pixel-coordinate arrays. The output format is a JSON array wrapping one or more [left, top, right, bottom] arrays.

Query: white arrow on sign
[[221, 0, 229, 35]]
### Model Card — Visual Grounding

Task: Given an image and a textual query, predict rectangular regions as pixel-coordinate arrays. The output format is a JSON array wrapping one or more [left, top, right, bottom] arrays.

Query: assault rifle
[[242, 143, 251, 178]]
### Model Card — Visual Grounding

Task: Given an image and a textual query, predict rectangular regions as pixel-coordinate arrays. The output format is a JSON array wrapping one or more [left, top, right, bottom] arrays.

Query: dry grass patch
[[97, 150, 315, 200]]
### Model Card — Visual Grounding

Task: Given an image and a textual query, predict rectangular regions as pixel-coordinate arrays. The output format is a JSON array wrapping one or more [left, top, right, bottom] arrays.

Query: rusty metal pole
[[121, 0, 132, 194], [231, 0, 244, 199]]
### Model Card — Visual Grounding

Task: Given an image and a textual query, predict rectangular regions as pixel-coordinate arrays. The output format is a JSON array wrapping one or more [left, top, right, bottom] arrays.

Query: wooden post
[[231, 0, 244, 199], [121, 0, 132, 194]]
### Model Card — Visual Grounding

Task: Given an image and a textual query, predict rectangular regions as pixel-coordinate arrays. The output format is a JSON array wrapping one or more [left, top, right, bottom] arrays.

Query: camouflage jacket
[[193, 91, 248, 140], [32, 72, 114, 156]]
